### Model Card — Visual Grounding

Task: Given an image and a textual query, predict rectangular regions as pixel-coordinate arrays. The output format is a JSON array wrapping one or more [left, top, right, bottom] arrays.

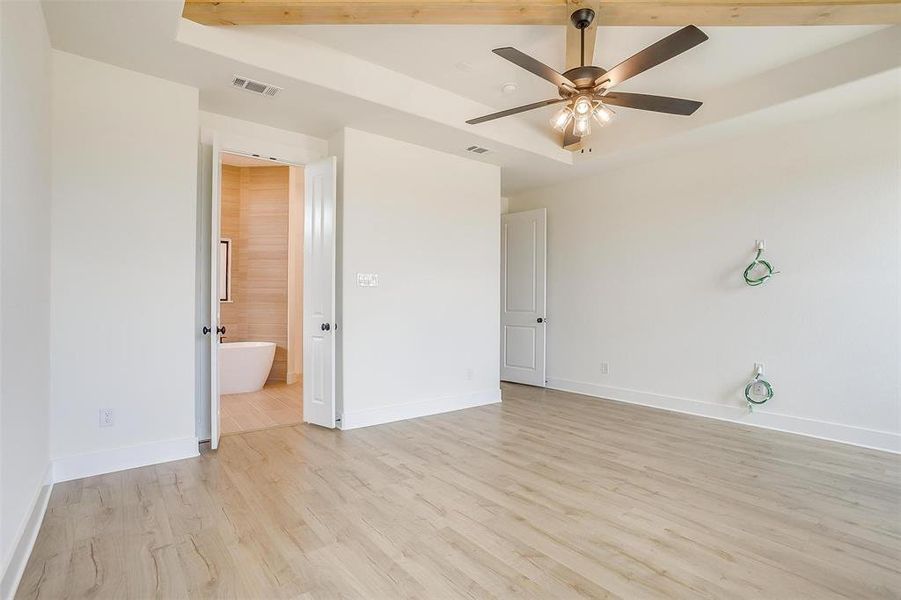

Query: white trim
[[52, 437, 199, 483], [210, 136, 222, 450], [546, 378, 901, 454], [1, 465, 53, 600], [220, 149, 303, 168], [340, 389, 501, 430]]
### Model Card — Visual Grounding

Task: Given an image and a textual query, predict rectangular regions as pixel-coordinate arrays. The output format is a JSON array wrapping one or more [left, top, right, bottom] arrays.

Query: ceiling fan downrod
[[570, 8, 596, 67]]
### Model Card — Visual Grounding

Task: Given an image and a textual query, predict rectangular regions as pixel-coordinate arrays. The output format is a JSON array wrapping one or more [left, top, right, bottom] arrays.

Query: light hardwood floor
[[220, 380, 302, 435], [17, 384, 900, 599]]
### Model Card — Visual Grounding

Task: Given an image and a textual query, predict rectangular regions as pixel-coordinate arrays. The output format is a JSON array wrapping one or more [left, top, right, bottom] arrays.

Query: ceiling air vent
[[231, 75, 282, 97], [466, 145, 491, 154]]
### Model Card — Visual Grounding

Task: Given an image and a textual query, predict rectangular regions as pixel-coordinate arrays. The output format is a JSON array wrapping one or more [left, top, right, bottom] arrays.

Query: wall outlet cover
[[99, 408, 114, 427], [599, 362, 609, 375], [357, 272, 379, 287]]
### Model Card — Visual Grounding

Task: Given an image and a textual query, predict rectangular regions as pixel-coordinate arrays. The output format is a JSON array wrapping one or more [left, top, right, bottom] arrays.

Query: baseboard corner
[[1, 464, 53, 600]]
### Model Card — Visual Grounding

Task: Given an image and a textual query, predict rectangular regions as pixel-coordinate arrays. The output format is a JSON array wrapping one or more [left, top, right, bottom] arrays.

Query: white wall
[[50, 51, 200, 479], [199, 111, 328, 165], [338, 128, 501, 428], [0, 2, 53, 596], [195, 112, 327, 441], [509, 100, 900, 452]]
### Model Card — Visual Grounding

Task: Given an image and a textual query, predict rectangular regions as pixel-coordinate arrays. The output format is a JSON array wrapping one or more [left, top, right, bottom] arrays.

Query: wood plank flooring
[[17, 384, 901, 599], [220, 380, 302, 435]]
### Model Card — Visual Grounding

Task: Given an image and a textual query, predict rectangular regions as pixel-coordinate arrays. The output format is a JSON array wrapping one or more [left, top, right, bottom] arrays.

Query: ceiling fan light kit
[[466, 8, 708, 150], [550, 97, 615, 134]]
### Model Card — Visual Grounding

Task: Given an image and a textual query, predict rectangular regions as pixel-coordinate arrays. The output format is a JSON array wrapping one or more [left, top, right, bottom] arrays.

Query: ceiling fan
[[466, 9, 708, 149]]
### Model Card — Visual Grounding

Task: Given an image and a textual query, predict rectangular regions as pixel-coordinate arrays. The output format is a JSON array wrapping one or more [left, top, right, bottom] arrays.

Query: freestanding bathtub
[[219, 341, 276, 395]]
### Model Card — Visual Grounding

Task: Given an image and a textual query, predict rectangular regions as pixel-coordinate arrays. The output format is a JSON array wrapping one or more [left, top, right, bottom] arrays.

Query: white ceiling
[[39, 1, 898, 193], [288, 24, 883, 124]]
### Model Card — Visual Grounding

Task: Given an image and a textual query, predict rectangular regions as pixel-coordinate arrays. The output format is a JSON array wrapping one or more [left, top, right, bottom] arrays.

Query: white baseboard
[[1, 465, 53, 600], [52, 436, 200, 483], [546, 378, 900, 454], [341, 388, 501, 430]]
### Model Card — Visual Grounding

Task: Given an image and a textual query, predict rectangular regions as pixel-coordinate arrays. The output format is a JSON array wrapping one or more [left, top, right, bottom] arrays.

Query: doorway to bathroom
[[199, 135, 337, 450], [216, 153, 304, 436]]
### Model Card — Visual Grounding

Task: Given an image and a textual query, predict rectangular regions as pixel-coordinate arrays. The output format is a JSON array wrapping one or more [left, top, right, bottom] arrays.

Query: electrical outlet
[[751, 382, 768, 396], [599, 362, 609, 375], [99, 408, 114, 427]]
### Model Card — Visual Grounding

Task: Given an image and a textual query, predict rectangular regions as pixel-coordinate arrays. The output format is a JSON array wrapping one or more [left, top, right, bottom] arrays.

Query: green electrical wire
[[743, 248, 778, 286], [745, 377, 774, 405]]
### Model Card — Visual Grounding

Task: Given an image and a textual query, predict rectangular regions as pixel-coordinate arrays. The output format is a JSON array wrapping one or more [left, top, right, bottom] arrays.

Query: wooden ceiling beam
[[183, 0, 901, 27]]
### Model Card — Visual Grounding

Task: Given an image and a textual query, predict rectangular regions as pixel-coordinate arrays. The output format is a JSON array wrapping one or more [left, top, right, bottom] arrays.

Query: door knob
[[537, 317, 544, 323], [202, 326, 212, 335], [217, 326, 227, 335], [321, 323, 331, 331]]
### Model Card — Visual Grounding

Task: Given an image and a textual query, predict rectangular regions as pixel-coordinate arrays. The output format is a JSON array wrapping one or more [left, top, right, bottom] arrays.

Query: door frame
[[204, 144, 332, 447]]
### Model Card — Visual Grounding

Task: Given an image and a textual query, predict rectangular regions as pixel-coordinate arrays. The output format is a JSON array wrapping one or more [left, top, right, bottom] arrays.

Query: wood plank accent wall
[[219, 165, 291, 383], [220, 165, 242, 338], [286, 167, 304, 383]]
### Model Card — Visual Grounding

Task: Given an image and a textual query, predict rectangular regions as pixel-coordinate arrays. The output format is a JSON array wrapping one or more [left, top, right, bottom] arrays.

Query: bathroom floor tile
[[220, 380, 302, 435]]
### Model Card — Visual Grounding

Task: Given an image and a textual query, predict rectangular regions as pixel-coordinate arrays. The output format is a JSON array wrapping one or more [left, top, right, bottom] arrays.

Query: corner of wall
[[0, 466, 53, 600], [0, 1, 54, 596]]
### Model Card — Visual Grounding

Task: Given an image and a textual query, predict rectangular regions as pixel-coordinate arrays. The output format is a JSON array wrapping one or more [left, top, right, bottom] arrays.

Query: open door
[[208, 139, 222, 449], [303, 157, 337, 428], [501, 208, 547, 386]]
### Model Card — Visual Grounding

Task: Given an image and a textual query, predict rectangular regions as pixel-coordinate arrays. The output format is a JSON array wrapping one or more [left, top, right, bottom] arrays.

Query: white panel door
[[209, 140, 222, 449], [303, 157, 337, 428], [501, 208, 547, 386]]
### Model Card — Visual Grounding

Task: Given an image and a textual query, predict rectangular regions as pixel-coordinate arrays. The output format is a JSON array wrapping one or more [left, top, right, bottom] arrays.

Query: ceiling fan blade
[[493, 47, 576, 90], [466, 98, 567, 125], [601, 92, 702, 115], [595, 26, 708, 89]]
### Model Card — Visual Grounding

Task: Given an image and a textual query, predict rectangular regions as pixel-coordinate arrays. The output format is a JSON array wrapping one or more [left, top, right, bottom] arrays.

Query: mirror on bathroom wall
[[219, 238, 232, 302]]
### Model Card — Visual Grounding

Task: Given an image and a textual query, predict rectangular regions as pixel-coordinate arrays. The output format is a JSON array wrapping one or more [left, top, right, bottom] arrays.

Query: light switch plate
[[357, 273, 379, 287]]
